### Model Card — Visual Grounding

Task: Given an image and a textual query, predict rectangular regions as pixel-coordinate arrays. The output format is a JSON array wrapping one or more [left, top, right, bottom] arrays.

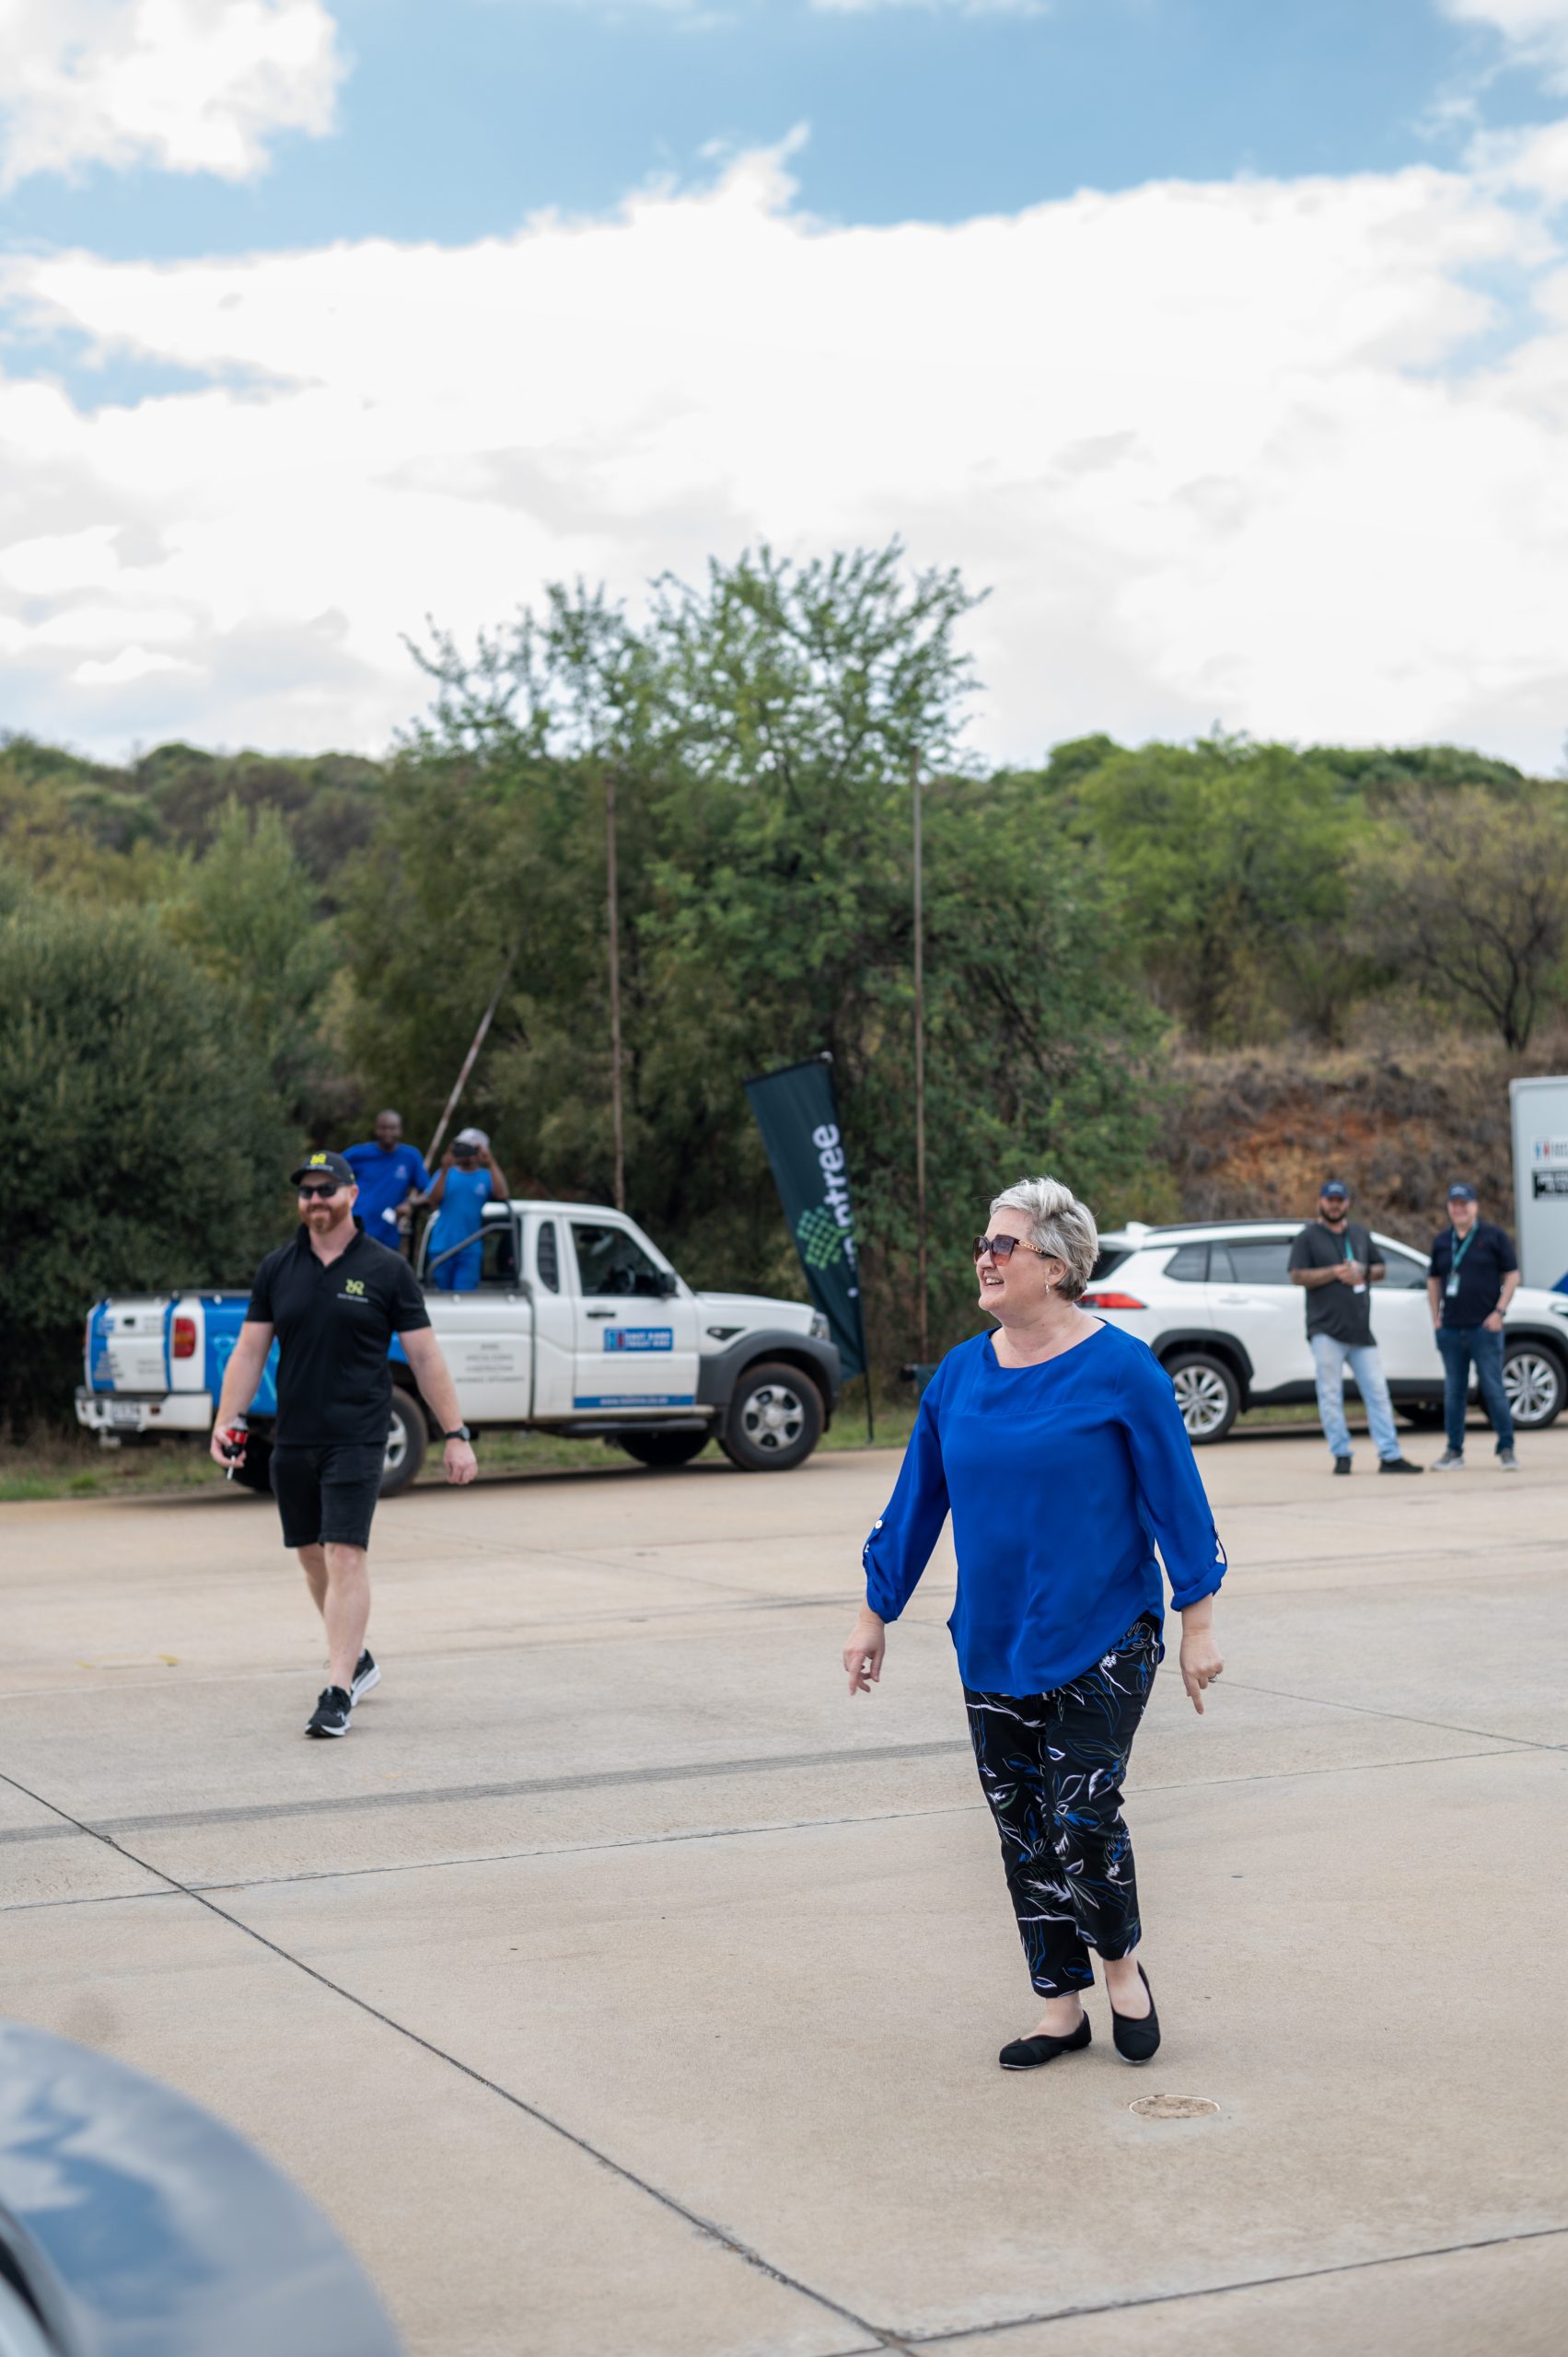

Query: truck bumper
[[75, 1387, 213, 1436]]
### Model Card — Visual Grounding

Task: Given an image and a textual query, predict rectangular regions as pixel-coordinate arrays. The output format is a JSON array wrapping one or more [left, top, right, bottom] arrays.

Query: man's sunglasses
[[972, 1234, 1050, 1263], [297, 1182, 343, 1201]]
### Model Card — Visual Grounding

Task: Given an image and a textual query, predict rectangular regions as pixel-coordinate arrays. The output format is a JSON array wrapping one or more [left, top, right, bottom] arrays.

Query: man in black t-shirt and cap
[[1287, 1178, 1423, 1477], [1426, 1182, 1520, 1471], [209, 1149, 478, 1737]]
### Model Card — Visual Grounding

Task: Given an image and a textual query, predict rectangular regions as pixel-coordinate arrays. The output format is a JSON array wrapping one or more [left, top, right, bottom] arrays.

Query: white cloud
[[73, 644, 199, 685], [0, 0, 343, 188], [1443, 0, 1568, 84], [3, 135, 1568, 767]]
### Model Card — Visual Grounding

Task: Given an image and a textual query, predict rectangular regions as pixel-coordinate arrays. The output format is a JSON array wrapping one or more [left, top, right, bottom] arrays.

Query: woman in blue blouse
[[843, 1176, 1225, 2073]]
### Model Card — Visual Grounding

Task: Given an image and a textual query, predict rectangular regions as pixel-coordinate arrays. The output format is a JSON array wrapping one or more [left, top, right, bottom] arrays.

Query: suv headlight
[[809, 1311, 830, 1341]]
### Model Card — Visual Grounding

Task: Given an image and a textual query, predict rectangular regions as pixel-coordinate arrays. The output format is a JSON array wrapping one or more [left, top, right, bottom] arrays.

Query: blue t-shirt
[[343, 1141, 431, 1245], [426, 1167, 493, 1276], [863, 1323, 1225, 1696], [1429, 1221, 1516, 1328]]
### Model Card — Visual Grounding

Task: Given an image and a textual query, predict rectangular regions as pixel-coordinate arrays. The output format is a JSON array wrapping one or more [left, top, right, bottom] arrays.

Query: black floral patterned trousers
[[964, 1614, 1160, 1997]]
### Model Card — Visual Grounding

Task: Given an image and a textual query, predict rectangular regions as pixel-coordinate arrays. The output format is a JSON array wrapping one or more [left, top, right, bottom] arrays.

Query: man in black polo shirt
[[1426, 1181, 1520, 1470], [1287, 1178, 1423, 1476], [210, 1149, 478, 1736]]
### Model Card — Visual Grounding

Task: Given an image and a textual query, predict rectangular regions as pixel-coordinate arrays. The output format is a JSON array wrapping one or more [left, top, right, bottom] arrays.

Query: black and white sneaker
[[306, 1685, 353, 1738], [351, 1649, 380, 1701]]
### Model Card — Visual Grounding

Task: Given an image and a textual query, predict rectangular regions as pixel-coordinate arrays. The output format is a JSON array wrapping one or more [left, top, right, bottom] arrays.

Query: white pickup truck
[[77, 1198, 842, 1490]]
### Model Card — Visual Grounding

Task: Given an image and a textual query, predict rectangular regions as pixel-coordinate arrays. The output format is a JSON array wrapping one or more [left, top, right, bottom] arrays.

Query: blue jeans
[[1309, 1332, 1401, 1461], [1436, 1324, 1515, 1455]]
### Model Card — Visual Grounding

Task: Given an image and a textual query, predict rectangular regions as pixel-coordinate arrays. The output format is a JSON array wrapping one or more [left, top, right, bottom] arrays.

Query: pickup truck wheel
[[379, 1391, 428, 1496], [720, 1363, 824, 1471], [1163, 1351, 1240, 1445], [618, 1430, 712, 1469]]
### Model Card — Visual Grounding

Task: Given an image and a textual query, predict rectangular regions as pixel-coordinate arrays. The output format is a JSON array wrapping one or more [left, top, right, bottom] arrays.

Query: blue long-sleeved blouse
[[862, 1322, 1225, 1696]]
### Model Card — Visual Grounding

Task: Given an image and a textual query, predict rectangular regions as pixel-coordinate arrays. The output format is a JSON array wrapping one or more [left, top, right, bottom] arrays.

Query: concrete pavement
[[1, 1429, 1564, 2356]]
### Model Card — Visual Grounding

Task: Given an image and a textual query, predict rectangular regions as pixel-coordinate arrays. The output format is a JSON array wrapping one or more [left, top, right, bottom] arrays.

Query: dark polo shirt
[[1429, 1220, 1516, 1329], [247, 1221, 430, 1446]]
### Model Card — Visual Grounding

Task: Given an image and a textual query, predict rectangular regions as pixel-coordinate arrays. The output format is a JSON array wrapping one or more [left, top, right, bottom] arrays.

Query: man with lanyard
[[1427, 1181, 1520, 1470], [209, 1149, 478, 1736], [343, 1110, 430, 1255], [1288, 1178, 1423, 1477]]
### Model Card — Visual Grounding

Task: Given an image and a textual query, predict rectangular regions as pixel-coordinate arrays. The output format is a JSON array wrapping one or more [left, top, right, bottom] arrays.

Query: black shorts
[[272, 1443, 386, 1550]]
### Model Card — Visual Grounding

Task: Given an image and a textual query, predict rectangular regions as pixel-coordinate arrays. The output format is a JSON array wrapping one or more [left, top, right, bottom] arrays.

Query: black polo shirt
[[246, 1222, 430, 1446], [1429, 1220, 1516, 1329], [1287, 1218, 1381, 1346]]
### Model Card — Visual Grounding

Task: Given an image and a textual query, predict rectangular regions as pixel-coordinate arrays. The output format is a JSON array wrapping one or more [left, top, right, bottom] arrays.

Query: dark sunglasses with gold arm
[[972, 1234, 1051, 1263]]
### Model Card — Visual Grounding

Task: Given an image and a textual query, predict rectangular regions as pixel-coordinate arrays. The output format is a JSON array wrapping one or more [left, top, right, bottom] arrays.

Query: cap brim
[[291, 1167, 347, 1186]]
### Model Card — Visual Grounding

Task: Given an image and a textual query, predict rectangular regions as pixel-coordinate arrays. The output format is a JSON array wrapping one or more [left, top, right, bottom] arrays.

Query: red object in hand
[[220, 1426, 249, 1466]]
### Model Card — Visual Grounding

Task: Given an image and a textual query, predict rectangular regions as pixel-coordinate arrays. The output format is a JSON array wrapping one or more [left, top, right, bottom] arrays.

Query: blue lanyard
[[1448, 1225, 1478, 1272]]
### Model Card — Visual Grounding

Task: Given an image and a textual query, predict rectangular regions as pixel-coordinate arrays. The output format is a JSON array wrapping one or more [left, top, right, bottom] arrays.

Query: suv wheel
[[1164, 1352, 1240, 1444], [1503, 1341, 1565, 1429], [379, 1389, 429, 1496], [721, 1363, 824, 1471]]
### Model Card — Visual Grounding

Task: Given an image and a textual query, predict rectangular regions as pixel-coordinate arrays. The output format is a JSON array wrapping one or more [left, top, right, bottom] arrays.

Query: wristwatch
[[443, 1425, 472, 1443]]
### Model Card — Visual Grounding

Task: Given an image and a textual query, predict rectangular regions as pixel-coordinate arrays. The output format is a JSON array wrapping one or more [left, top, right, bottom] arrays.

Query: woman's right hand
[[843, 1609, 886, 1697]]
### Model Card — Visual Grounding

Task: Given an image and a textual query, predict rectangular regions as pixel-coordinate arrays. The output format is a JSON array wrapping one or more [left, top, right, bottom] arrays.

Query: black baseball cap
[[1320, 1179, 1349, 1200], [1446, 1181, 1478, 1202], [290, 1150, 355, 1189]]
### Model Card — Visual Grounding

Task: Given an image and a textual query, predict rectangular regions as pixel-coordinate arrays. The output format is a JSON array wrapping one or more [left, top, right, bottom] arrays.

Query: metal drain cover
[[1130, 2094, 1220, 2119]]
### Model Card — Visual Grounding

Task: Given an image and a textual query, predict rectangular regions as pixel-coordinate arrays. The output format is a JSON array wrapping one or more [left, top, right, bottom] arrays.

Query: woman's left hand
[[1179, 1626, 1225, 1714]]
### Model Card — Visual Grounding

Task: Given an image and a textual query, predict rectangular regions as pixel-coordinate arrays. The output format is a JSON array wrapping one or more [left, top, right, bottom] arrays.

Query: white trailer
[[1510, 1075, 1568, 1295]]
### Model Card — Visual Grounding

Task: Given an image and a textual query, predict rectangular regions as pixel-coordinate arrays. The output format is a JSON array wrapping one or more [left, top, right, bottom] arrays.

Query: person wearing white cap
[[424, 1129, 510, 1293]]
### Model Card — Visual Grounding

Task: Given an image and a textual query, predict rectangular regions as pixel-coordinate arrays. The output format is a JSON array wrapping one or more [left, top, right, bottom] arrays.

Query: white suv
[[1085, 1220, 1568, 1443]]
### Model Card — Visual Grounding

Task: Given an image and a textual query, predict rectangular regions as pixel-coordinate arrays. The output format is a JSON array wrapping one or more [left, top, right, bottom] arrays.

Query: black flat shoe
[[999, 2013, 1091, 2072], [1109, 1966, 1161, 2063]]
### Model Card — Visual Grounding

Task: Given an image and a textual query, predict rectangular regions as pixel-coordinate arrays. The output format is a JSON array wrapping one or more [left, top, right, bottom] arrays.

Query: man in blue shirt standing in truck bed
[[343, 1110, 430, 1254], [1427, 1181, 1520, 1470]]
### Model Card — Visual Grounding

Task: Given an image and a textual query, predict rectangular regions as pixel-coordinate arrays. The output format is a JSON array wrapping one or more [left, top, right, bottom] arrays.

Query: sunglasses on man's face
[[972, 1234, 1050, 1263], [297, 1182, 342, 1201]]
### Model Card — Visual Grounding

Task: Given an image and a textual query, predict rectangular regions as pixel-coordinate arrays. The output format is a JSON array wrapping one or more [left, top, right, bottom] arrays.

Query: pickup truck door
[[567, 1218, 699, 1411], [526, 1213, 575, 1419], [418, 1208, 531, 1420]]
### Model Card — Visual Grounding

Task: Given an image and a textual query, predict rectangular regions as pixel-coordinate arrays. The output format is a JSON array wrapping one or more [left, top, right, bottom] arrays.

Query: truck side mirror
[[656, 1269, 679, 1297]]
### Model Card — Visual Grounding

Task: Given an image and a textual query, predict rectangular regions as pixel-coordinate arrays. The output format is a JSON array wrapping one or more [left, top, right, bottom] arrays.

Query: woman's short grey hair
[[988, 1177, 1099, 1300]]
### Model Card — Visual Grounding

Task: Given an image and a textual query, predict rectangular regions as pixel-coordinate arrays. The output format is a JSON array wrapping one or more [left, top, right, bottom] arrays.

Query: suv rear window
[[1089, 1248, 1130, 1284], [1212, 1239, 1295, 1285], [1163, 1243, 1209, 1283]]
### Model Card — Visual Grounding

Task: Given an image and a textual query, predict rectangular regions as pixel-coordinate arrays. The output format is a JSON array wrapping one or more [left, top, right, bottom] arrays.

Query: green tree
[[1358, 785, 1568, 1050], [350, 546, 1168, 1366], [0, 893, 294, 1428], [1071, 736, 1357, 1042], [164, 798, 343, 1124]]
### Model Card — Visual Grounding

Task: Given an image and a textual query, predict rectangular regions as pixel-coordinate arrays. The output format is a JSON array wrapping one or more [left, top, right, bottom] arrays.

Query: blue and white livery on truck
[[78, 1199, 841, 1490]]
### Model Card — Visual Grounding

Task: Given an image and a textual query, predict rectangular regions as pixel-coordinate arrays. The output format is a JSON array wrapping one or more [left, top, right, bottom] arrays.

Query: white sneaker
[[1430, 1450, 1464, 1469], [1498, 1449, 1519, 1470]]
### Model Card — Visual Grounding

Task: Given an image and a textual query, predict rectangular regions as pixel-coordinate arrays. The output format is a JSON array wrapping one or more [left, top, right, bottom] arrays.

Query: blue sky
[[2, 0, 1567, 768], [2, 0, 1556, 257]]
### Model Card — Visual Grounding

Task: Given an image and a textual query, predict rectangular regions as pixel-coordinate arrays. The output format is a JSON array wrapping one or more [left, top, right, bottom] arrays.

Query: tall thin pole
[[912, 751, 929, 1363], [605, 769, 626, 1212], [424, 940, 519, 1168]]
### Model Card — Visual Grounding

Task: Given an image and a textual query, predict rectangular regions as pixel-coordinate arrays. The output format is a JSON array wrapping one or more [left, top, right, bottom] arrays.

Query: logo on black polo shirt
[[343, 1278, 366, 1298]]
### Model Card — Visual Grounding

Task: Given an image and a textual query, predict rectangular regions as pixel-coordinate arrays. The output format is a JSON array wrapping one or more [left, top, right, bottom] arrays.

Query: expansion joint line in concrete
[[0, 1764, 915, 2357], [1220, 1678, 1561, 1756], [899, 2222, 1568, 2345]]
